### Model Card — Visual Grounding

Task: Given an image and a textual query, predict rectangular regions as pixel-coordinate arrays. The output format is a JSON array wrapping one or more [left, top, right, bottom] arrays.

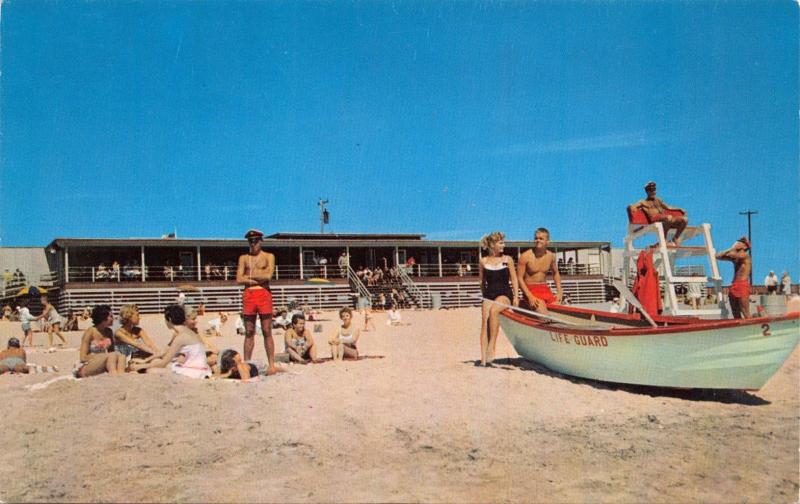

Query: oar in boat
[[611, 280, 658, 328], [478, 296, 609, 330]]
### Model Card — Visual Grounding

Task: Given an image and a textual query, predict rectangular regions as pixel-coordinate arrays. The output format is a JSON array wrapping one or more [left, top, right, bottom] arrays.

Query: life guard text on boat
[[549, 331, 608, 347]]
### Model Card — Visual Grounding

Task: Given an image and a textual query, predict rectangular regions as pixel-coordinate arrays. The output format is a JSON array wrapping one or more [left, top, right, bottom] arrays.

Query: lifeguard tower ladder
[[623, 208, 723, 317]]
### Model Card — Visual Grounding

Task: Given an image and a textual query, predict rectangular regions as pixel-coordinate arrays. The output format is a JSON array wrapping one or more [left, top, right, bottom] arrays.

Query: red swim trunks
[[526, 283, 556, 304], [728, 279, 751, 299], [242, 288, 273, 316]]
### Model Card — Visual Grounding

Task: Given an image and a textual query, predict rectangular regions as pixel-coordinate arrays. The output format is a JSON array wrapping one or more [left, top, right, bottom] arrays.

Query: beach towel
[[26, 363, 59, 373], [25, 375, 76, 391]]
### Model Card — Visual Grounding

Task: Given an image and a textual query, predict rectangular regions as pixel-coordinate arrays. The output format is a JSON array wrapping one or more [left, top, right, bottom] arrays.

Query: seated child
[[205, 312, 228, 337]]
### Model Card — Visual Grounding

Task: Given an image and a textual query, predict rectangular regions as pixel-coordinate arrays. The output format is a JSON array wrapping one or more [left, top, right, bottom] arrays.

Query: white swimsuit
[[170, 342, 211, 379]]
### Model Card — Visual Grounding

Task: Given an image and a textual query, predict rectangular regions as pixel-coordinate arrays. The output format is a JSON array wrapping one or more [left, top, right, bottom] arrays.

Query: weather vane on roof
[[318, 198, 329, 234]]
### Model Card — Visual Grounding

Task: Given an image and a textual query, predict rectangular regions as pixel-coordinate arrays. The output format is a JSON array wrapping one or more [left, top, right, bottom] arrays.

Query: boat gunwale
[[501, 308, 800, 337], [548, 303, 701, 325]]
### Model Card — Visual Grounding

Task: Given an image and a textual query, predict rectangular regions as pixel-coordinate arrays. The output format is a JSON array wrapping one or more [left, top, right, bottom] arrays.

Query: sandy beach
[[0, 307, 797, 503]]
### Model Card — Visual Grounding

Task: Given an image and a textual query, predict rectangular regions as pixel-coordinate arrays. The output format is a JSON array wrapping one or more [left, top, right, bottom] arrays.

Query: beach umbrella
[[305, 278, 331, 285], [16, 286, 46, 297]]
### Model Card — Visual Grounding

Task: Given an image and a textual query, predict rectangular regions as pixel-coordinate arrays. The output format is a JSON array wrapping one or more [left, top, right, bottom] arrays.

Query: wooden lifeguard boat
[[497, 207, 800, 390], [499, 304, 799, 390]]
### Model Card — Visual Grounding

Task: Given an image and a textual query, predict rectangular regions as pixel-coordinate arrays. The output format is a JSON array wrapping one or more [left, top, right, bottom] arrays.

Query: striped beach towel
[[26, 363, 59, 374]]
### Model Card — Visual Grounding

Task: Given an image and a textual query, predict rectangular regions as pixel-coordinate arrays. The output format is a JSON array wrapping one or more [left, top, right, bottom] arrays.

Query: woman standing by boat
[[479, 231, 519, 367]]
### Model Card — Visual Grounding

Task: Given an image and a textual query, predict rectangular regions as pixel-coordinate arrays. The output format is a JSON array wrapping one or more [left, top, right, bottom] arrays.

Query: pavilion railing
[[64, 260, 603, 284], [346, 265, 372, 307]]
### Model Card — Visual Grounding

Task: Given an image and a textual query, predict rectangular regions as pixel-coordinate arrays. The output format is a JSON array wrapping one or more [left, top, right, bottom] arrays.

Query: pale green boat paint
[[499, 312, 800, 390]]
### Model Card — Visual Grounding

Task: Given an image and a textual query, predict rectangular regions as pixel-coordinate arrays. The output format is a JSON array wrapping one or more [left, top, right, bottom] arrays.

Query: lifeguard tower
[[622, 207, 724, 317]]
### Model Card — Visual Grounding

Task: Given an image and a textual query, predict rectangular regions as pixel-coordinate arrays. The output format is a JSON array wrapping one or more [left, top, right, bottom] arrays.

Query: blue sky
[[1, 1, 797, 281]]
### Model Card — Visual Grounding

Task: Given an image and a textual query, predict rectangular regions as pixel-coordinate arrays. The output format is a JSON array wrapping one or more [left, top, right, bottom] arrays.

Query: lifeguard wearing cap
[[630, 181, 689, 245], [236, 228, 279, 374], [244, 229, 264, 241]]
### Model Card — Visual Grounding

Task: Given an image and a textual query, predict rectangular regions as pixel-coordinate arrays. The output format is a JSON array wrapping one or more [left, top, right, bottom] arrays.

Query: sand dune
[[0, 308, 797, 502]]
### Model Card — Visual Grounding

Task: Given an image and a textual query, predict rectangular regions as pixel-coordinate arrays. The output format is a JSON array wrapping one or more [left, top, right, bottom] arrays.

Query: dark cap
[[244, 229, 264, 240], [8, 337, 20, 348], [644, 181, 657, 190], [736, 236, 751, 250]]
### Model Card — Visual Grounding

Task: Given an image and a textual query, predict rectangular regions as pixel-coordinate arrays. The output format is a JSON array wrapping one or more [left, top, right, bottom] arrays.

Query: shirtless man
[[517, 228, 562, 312], [631, 181, 689, 245], [236, 229, 279, 375], [716, 236, 752, 319]]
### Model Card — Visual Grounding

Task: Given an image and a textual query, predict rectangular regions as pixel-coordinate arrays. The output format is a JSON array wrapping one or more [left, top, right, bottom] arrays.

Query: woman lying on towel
[[216, 349, 259, 381], [0, 337, 27, 374]]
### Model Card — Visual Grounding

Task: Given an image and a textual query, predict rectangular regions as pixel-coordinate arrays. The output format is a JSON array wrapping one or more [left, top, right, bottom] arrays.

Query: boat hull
[[499, 310, 800, 390]]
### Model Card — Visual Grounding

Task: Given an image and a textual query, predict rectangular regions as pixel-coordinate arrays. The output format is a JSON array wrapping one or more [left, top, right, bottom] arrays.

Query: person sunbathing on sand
[[115, 305, 159, 369], [0, 338, 28, 374], [131, 305, 211, 379], [185, 307, 221, 369], [284, 314, 319, 364], [386, 304, 404, 326], [205, 312, 229, 337], [216, 349, 259, 380], [329, 307, 360, 361], [75, 305, 125, 377]]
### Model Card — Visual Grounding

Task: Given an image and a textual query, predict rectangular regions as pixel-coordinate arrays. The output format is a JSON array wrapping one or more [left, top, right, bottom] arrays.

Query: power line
[[739, 210, 757, 286]]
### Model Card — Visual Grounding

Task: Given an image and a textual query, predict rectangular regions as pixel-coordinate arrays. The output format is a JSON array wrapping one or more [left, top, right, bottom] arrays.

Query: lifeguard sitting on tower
[[629, 181, 688, 245]]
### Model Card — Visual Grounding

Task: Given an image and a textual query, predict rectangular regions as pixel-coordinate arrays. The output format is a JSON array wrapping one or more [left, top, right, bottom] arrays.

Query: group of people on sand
[[68, 300, 362, 380], [82, 228, 362, 379], [11, 295, 69, 349], [2, 228, 367, 379], [236, 229, 362, 371]]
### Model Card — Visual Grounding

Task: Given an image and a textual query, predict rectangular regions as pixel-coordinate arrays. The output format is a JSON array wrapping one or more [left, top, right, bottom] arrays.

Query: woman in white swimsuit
[[329, 307, 360, 361], [131, 305, 211, 379]]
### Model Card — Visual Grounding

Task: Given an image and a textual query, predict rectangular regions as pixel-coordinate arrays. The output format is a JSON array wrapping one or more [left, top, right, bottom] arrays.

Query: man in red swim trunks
[[517, 228, 562, 313], [237, 229, 279, 375], [632, 181, 689, 245], [716, 236, 752, 319]]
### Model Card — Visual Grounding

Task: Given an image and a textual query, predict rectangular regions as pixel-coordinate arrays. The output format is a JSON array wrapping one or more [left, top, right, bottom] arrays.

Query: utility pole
[[318, 198, 329, 234], [739, 210, 757, 286]]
